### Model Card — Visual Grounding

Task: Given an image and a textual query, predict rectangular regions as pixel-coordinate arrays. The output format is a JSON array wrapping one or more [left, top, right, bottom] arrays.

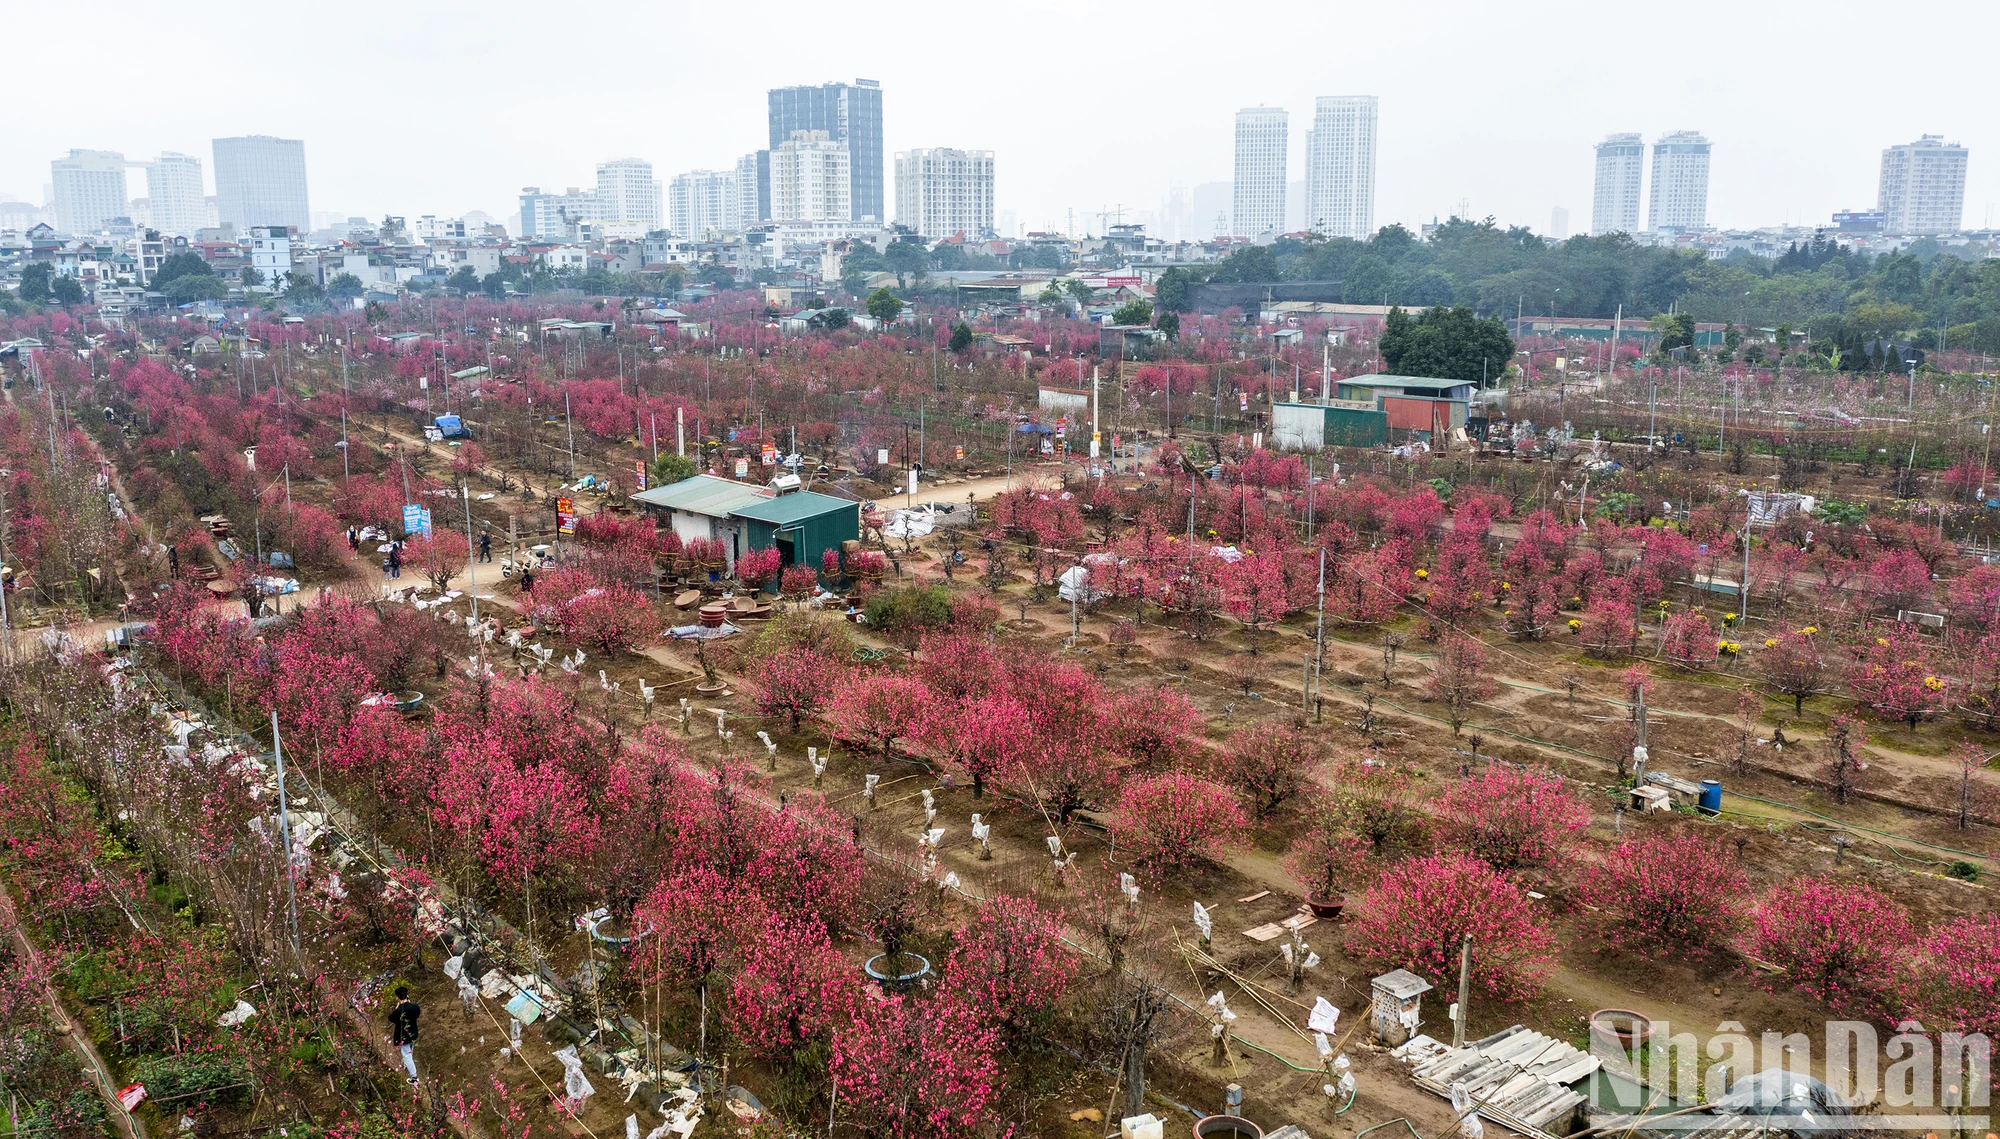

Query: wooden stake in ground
[[1452, 934, 1472, 1049]]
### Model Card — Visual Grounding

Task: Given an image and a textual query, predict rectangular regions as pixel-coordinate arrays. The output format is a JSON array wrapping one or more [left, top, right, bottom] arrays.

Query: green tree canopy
[[16, 262, 52, 304], [884, 240, 929, 287], [326, 273, 366, 299], [1378, 305, 1514, 386], [163, 274, 228, 303], [1112, 299, 1154, 326], [948, 321, 973, 353], [51, 275, 85, 305], [1154, 266, 1194, 313], [649, 453, 697, 487], [150, 251, 214, 293], [865, 288, 904, 322]]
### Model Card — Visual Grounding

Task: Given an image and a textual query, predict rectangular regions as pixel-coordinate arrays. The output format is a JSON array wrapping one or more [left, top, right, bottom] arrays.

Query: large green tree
[[865, 288, 904, 322], [150, 251, 214, 293], [1378, 305, 1514, 386], [16, 262, 52, 304], [1154, 266, 1194, 313]]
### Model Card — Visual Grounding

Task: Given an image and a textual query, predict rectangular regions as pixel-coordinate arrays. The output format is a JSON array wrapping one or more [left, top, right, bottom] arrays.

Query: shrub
[[749, 646, 842, 730], [736, 546, 783, 591], [1579, 832, 1749, 958], [1217, 723, 1322, 817], [1348, 853, 1557, 1001], [1748, 877, 1909, 1016], [864, 584, 958, 646], [1434, 765, 1591, 873], [1661, 610, 1720, 670], [1284, 825, 1372, 901], [1110, 770, 1247, 876], [1905, 914, 2000, 1044]]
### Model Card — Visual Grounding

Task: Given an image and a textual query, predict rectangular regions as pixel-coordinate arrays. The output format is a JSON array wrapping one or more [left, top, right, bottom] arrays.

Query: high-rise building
[[1590, 133, 1644, 235], [144, 152, 207, 236], [1232, 107, 1288, 237], [767, 79, 882, 222], [1647, 131, 1710, 231], [894, 148, 995, 239], [213, 136, 309, 233], [518, 187, 596, 240], [595, 158, 663, 228], [1303, 96, 1377, 239], [669, 170, 738, 239], [1549, 206, 1570, 241], [769, 131, 851, 223], [50, 149, 128, 235], [733, 152, 770, 229], [1878, 135, 1968, 235]]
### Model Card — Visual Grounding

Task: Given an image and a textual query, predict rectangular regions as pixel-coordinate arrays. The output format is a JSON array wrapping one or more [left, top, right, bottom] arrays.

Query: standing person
[[479, 531, 492, 563], [388, 985, 421, 1085], [347, 527, 360, 552], [388, 543, 403, 580], [518, 568, 534, 593]]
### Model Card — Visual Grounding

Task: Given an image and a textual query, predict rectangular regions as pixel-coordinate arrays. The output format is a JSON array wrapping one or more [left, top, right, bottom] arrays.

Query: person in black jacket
[[388, 985, 421, 1084]]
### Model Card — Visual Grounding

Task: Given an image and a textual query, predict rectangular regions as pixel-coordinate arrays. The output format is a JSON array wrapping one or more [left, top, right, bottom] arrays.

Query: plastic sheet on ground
[[884, 508, 936, 539], [665, 622, 740, 639]]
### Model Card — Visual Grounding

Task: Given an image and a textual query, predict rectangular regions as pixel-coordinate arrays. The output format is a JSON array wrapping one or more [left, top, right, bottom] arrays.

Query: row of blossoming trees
[[984, 455, 2000, 737], [127, 584, 1103, 1135]]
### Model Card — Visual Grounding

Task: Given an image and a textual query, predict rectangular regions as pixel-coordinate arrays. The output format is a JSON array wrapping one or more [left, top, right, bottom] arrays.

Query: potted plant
[[1284, 825, 1369, 920], [861, 888, 930, 991]]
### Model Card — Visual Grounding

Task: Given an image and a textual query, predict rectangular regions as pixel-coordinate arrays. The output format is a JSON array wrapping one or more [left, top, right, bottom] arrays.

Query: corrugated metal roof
[[731, 491, 858, 526], [631, 475, 771, 517], [1341, 373, 1474, 394]]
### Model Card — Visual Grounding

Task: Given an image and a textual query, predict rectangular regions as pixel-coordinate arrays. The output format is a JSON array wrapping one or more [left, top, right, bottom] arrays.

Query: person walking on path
[[479, 531, 492, 563], [388, 985, 421, 1085], [387, 543, 403, 580]]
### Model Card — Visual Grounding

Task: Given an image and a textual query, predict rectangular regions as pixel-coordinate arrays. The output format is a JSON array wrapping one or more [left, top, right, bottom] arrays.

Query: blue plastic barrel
[[1699, 779, 1722, 815]]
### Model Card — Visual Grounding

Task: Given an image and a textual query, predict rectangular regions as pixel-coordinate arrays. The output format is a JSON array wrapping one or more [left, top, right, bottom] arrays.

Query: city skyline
[[9, 1, 1997, 239]]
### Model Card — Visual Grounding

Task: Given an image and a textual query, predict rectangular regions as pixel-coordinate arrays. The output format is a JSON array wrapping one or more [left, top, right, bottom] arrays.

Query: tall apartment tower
[[733, 151, 770, 229], [594, 158, 663, 228], [769, 130, 851, 223], [1590, 133, 1644, 235], [50, 149, 128, 235], [668, 170, 737, 238], [144, 152, 207, 236], [767, 79, 883, 222], [212, 136, 309, 233], [1878, 135, 1968, 235], [1647, 131, 1710, 231], [894, 148, 995, 239], [1303, 96, 1377, 239], [1232, 107, 1288, 236]]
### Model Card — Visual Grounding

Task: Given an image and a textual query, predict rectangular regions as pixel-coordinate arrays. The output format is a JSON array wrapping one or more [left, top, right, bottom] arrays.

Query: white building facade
[[213, 136, 310, 233], [1878, 135, 1968, 235], [1232, 107, 1288, 236], [50, 149, 128, 235], [594, 158, 663, 228], [1647, 131, 1710, 231], [770, 130, 850, 223], [1304, 96, 1376, 239], [893, 147, 995, 239], [250, 225, 293, 288], [144, 152, 207, 236], [1591, 133, 1644, 235], [669, 170, 738, 239]]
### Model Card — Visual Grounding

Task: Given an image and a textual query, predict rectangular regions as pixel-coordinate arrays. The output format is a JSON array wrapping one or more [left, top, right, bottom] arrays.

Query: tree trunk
[[1794, 693, 1804, 715], [1123, 1039, 1146, 1119], [972, 769, 984, 799]]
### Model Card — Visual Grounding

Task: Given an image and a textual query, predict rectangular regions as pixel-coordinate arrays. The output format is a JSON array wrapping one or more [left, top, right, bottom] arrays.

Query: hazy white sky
[[10, 0, 1997, 236]]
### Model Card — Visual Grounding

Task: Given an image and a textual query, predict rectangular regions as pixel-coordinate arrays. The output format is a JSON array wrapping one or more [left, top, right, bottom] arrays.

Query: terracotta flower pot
[[1307, 895, 1346, 920]]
